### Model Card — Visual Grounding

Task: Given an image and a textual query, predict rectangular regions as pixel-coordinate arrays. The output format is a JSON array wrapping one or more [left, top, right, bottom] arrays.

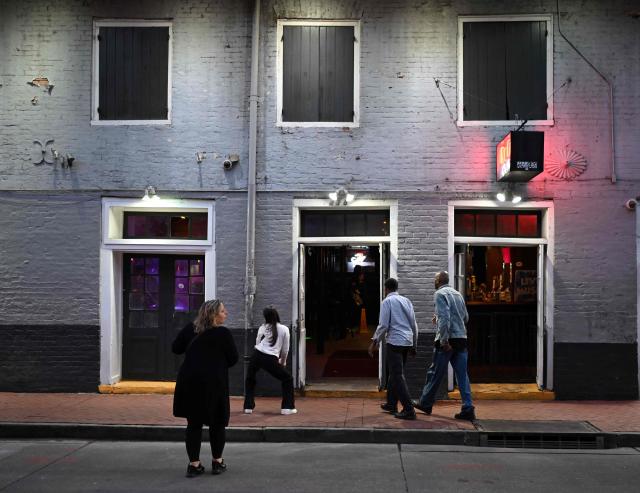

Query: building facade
[[0, 0, 638, 399]]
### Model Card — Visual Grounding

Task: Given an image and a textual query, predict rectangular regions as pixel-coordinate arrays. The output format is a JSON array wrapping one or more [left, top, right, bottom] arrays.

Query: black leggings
[[244, 349, 295, 410], [186, 419, 225, 461]]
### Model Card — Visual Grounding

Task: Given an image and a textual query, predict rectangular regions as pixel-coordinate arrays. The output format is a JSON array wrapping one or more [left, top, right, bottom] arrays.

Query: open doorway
[[304, 245, 381, 385]]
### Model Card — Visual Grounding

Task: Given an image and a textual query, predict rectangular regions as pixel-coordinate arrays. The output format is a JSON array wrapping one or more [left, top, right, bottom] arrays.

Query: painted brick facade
[[0, 0, 638, 398]]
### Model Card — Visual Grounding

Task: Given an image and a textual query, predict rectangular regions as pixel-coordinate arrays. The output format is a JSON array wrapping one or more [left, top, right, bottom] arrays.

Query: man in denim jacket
[[413, 271, 476, 421]]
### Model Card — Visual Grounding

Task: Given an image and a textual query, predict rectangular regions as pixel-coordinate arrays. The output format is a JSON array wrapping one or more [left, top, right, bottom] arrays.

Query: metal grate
[[483, 433, 604, 450]]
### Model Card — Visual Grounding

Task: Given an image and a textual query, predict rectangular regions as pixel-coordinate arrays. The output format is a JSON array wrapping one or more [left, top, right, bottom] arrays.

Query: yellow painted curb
[[448, 383, 555, 401], [98, 381, 175, 395]]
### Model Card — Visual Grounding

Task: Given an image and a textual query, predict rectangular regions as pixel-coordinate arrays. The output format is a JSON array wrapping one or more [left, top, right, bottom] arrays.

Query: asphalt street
[[0, 440, 639, 492]]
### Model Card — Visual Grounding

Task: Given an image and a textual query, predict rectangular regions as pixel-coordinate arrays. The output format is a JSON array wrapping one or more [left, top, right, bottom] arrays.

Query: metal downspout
[[244, 0, 260, 394]]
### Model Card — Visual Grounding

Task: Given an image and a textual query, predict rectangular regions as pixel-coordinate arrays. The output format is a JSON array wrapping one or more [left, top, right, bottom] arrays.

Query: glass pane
[[145, 292, 159, 310], [191, 214, 208, 239], [130, 275, 145, 292], [190, 259, 203, 276], [455, 213, 475, 236], [130, 257, 145, 275], [147, 216, 169, 237], [145, 258, 160, 275], [175, 277, 188, 294], [190, 295, 204, 311], [366, 211, 390, 236], [190, 276, 204, 294], [475, 214, 496, 236], [145, 275, 159, 293], [326, 214, 345, 236], [175, 294, 189, 312], [171, 216, 189, 238], [301, 213, 324, 237], [175, 259, 189, 277], [129, 293, 144, 310], [497, 214, 517, 236], [345, 213, 366, 236], [518, 214, 539, 237], [128, 311, 144, 328], [144, 311, 159, 328], [127, 216, 147, 237]]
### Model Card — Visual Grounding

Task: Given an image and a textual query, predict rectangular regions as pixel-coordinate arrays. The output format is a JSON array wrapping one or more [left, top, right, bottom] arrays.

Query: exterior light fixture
[[329, 187, 354, 206], [495, 189, 522, 204], [142, 186, 160, 201]]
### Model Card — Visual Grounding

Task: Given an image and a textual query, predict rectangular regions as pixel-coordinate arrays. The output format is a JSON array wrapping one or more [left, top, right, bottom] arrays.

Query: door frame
[[99, 197, 216, 385], [291, 199, 398, 388], [447, 200, 555, 390]]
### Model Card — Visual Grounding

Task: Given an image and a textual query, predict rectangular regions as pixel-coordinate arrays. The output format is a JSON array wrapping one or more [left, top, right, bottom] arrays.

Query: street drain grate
[[482, 433, 603, 449]]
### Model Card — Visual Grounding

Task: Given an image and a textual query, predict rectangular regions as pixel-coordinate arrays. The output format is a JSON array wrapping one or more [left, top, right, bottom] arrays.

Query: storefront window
[[454, 210, 541, 238], [124, 212, 208, 240], [301, 210, 390, 237]]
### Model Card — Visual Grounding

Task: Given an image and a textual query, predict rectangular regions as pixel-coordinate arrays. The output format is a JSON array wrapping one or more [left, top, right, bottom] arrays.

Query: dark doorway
[[122, 254, 205, 381], [463, 245, 537, 382], [304, 245, 380, 380]]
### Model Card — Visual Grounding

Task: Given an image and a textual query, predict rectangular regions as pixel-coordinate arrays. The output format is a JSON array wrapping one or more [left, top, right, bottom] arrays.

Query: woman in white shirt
[[243, 307, 297, 415]]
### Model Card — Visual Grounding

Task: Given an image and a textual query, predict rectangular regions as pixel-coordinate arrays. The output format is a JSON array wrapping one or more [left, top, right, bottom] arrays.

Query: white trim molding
[[447, 200, 555, 390], [276, 19, 361, 128], [99, 197, 215, 385], [92, 19, 173, 126], [457, 14, 554, 127]]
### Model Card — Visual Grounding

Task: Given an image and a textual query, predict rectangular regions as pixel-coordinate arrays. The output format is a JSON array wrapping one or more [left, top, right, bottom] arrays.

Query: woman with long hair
[[243, 306, 296, 415], [172, 299, 238, 478]]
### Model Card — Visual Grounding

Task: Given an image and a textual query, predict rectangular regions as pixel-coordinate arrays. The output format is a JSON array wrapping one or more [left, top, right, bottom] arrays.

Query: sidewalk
[[1, 393, 639, 447]]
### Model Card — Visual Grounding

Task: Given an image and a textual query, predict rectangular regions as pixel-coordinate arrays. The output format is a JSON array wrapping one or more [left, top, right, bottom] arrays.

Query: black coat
[[172, 322, 239, 426]]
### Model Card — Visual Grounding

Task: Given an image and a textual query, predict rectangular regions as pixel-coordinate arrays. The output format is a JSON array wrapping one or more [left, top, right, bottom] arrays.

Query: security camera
[[624, 199, 637, 211], [223, 154, 239, 171], [223, 159, 233, 170]]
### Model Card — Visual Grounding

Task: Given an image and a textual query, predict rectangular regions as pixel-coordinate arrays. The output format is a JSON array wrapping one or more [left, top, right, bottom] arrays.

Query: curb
[[1, 423, 639, 449]]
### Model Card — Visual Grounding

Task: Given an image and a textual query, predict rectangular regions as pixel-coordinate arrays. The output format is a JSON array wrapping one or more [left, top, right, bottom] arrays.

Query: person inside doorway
[[350, 265, 367, 336], [172, 299, 239, 477], [243, 306, 297, 415]]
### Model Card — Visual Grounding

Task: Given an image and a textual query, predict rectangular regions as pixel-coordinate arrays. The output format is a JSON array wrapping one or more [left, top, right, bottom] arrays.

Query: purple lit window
[[175, 295, 189, 312], [147, 216, 169, 237], [124, 212, 208, 239], [175, 260, 189, 277], [190, 277, 204, 294], [145, 292, 159, 310], [190, 295, 204, 311], [129, 293, 144, 310], [175, 278, 188, 294], [131, 257, 145, 275], [190, 260, 203, 276], [130, 275, 145, 292], [145, 258, 160, 275], [145, 276, 159, 293]]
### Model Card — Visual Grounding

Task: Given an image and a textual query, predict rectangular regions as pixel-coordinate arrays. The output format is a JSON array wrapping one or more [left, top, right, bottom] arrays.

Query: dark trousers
[[244, 349, 295, 410], [386, 344, 414, 412], [186, 419, 225, 461]]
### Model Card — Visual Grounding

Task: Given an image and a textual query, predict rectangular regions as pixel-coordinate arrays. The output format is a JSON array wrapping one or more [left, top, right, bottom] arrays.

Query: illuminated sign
[[496, 131, 544, 182]]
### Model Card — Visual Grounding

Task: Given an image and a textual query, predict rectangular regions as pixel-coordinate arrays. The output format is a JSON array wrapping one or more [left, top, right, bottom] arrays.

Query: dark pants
[[244, 349, 295, 410], [386, 344, 414, 412], [186, 419, 225, 461]]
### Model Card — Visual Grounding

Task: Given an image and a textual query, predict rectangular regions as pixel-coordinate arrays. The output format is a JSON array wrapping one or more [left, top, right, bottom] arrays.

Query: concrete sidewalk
[[1, 393, 639, 447]]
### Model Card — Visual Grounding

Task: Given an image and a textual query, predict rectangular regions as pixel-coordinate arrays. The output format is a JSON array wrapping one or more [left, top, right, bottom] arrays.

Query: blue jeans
[[418, 346, 474, 411]]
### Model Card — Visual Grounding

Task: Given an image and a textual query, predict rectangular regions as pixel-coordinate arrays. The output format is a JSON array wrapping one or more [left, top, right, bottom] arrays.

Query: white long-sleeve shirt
[[255, 323, 290, 361]]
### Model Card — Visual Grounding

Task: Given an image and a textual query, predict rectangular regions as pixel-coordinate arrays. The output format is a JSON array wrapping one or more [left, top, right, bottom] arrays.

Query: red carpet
[[322, 350, 378, 377]]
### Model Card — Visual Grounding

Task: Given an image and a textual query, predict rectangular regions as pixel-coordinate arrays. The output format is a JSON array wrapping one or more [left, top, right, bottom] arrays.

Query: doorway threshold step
[[448, 383, 554, 400], [302, 378, 385, 398], [98, 381, 175, 395]]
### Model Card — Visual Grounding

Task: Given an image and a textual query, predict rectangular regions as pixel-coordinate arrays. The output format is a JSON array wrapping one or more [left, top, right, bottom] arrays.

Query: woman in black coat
[[172, 299, 239, 477]]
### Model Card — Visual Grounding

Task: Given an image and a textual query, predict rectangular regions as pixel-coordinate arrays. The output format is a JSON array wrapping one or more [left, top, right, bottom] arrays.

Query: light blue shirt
[[434, 285, 469, 343], [372, 291, 418, 348]]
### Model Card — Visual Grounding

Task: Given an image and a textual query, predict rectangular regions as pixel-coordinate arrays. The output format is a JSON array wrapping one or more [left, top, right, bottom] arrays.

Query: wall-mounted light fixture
[[142, 186, 160, 202], [196, 151, 206, 164], [328, 187, 355, 206], [496, 189, 522, 204]]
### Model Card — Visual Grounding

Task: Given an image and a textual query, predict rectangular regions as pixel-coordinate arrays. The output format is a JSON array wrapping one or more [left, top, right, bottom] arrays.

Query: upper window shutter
[[463, 21, 547, 121], [98, 26, 169, 120], [282, 25, 355, 122]]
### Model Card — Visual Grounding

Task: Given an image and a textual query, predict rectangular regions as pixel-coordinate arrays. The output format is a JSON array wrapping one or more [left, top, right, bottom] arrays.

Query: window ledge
[[456, 119, 554, 127], [277, 121, 359, 129], [91, 119, 172, 126]]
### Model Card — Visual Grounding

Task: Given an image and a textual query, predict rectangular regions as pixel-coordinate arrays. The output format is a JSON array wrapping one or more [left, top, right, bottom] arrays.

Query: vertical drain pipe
[[244, 0, 260, 394]]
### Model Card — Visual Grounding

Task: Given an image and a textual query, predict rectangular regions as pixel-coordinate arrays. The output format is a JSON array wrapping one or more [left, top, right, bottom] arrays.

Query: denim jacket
[[434, 285, 468, 343]]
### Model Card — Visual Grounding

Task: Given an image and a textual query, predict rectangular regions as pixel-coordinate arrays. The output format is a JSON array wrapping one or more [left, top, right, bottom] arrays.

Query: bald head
[[435, 271, 449, 289]]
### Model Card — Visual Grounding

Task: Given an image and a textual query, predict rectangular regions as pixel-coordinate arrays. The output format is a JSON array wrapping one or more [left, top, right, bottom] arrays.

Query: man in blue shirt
[[368, 278, 418, 420], [413, 271, 475, 421]]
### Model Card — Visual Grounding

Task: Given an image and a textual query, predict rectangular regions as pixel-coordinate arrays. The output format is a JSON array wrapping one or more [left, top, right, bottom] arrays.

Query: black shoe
[[412, 400, 432, 415], [454, 408, 476, 421], [394, 408, 417, 420], [186, 463, 205, 478], [211, 459, 227, 475], [380, 403, 396, 413]]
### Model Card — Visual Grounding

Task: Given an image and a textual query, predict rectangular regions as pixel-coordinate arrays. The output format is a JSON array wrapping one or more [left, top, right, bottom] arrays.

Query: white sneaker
[[243, 409, 253, 414], [280, 408, 298, 415]]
